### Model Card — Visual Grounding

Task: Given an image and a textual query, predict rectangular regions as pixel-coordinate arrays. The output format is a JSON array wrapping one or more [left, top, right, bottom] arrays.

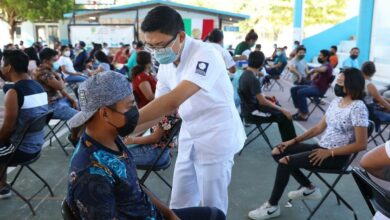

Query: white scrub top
[[208, 42, 236, 69], [156, 36, 246, 164]]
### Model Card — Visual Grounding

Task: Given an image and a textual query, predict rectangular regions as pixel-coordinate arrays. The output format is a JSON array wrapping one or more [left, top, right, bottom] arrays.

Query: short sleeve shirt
[[234, 41, 251, 56], [342, 57, 360, 69], [132, 72, 157, 108], [67, 133, 163, 220], [291, 57, 307, 79], [319, 97, 369, 149], [238, 70, 262, 117], [57, 56, 77, 78], [33, 64, 63, 103], [208, 42, 236, 69], [155, 36, 246, 164], [312, 63, 333, 93], [385, 141, 390, 159]]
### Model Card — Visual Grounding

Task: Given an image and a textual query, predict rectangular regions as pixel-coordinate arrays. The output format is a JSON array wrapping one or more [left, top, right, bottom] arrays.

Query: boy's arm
[[0, 89, 19, 141]]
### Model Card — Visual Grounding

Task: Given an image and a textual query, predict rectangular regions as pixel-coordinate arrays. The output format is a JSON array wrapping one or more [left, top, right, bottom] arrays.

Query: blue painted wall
[[302, 16, 358, 62], [293, 0, 304, 28], [356, 0, 374, 64]]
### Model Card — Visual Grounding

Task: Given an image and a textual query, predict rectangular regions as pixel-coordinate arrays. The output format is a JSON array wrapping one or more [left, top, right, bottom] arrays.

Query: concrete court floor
[[0, 78, 388, 220]]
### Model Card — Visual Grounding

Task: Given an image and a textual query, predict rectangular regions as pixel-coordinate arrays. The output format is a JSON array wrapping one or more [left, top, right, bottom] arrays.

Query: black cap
[[79, 41, 86, 47]]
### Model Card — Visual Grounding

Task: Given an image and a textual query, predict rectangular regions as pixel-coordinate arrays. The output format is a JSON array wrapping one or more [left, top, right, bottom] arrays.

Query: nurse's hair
[[141, 6, 184, 36], [208, 29, 224, 43]]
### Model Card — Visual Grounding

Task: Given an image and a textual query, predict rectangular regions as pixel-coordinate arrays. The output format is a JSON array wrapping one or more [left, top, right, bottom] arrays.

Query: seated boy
[[33, 48, 80, 145], [66, 71, 225, 220], [0, 50, 48, 198], [238, 51, 297, 142]]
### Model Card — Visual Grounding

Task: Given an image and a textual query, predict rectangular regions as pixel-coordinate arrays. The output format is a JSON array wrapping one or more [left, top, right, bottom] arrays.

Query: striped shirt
[[6, 80, 48, 155]]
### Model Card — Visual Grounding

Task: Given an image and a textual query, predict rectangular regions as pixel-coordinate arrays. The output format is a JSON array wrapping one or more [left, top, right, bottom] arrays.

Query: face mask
[[64, 51, 71, 57], [317, 57, 324, 64], [52, 62, 60, 71], [330, 51, 335, 56], [334, 84, 346, 97], [350, 54, 358, 60], [298, 55, 305, 60], [276, 51, 282, 56], [107, 106, 139, 137], [153, 37, 180, 64]]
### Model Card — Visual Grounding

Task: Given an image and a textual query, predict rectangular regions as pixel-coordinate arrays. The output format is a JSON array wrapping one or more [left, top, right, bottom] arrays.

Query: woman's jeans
[[268, 143, 349, 206]]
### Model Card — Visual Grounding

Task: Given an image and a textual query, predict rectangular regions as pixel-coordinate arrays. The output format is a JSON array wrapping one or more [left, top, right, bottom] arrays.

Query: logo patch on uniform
[[195, 61, 209, 76]]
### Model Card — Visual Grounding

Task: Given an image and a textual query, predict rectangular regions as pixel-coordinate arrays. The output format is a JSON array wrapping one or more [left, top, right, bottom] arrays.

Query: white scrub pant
[[169, 145, 234, 215]]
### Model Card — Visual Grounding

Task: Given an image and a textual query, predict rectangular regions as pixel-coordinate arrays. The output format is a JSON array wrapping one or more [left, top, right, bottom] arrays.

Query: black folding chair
[[137, 119, 182, 189], [238, 115, 273, 156], [264, 75, 284, 92], [0, 111, 55, 215], [44, 119, 71, 156], [352, 168, 390, 218], [287, 120, 375, 220], [369, 123, 390, 145]]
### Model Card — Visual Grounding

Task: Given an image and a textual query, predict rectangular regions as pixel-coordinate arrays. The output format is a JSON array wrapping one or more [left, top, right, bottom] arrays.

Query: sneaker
[[0, 185, 11, 199], [288, 186, 322, 201], [248, 202, 280, 220]]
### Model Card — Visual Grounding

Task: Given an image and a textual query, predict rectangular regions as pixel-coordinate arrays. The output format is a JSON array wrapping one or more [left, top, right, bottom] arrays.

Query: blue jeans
[[374, 110, 390, 124], [128, 144, 170, 168], [65, 75, 87, 84], [290, 85, 322, 114], [49, 98, 78, 120]]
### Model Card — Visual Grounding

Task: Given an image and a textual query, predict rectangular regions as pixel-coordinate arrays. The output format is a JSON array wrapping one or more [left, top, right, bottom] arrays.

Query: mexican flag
[[183, 18, 214, 40]]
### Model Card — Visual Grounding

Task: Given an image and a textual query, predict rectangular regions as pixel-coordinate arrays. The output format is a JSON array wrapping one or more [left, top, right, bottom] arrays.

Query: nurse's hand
[[281, 108, 292, 120]]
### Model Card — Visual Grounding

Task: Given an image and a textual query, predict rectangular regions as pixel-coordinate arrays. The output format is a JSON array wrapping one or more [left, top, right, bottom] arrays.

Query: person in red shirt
[[329, 45, 339, 68], [131, 51, 157, 108], [112, 44, 130, 67]]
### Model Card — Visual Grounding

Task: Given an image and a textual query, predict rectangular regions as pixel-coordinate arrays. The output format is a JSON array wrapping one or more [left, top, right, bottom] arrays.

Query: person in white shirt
[[207, 29, 236, 74], [57, 45, 87, 84], [135, 6, 246, 215], [102, 42, 110, 56]]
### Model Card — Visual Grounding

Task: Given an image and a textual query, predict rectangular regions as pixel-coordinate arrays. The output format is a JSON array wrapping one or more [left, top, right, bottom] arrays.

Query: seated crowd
[[0, 6, 389, 220]]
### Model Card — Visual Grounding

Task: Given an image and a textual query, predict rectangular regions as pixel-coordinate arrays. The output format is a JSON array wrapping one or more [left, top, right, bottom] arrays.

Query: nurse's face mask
[[145, 33, 183, 64]]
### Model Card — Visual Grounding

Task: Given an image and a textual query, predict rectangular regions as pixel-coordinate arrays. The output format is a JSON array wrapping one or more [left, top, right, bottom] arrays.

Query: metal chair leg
[[26, 165, 54, 197]]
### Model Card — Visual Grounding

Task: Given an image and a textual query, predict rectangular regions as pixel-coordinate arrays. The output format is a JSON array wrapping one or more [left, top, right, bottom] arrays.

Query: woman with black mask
[[248, 68, 369, 220]]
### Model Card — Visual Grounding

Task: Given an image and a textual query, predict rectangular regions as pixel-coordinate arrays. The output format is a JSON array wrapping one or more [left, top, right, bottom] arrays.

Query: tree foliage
[[0, 0, 73, 42], [173, 0, 348, 41]]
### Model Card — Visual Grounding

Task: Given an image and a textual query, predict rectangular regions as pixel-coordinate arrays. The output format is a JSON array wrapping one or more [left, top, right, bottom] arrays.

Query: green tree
[[0, 0, 73, 43], [269, 0, 294, 41], [304, 0, 346, 26]]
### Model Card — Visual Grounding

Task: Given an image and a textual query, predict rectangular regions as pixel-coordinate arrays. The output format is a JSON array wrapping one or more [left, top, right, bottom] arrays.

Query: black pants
[[245, 106, 297, 142], [172, 207, 225, 220], [268, 143, 349, 206]]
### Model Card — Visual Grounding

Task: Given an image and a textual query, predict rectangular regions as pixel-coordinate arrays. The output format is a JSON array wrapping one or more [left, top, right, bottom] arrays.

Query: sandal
[[293, 114, 308, 121]]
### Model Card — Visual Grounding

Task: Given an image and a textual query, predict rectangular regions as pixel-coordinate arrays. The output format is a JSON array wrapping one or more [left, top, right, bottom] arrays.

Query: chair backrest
[[352, 168, 390, 218], [61, 199, 80, 220], [11, 111, 54, 149]]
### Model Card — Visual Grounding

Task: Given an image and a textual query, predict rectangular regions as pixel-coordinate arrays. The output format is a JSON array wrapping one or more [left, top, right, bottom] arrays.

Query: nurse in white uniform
[[207, 29, 236, 75], [136, 6, 246, 214]]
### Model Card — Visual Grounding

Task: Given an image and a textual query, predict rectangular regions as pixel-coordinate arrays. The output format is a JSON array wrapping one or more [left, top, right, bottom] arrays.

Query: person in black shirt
[[238, 51, 296, 142]]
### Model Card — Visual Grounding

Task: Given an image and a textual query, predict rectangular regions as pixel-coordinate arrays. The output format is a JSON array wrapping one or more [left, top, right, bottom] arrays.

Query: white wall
[[370, 0, 390, 83]]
